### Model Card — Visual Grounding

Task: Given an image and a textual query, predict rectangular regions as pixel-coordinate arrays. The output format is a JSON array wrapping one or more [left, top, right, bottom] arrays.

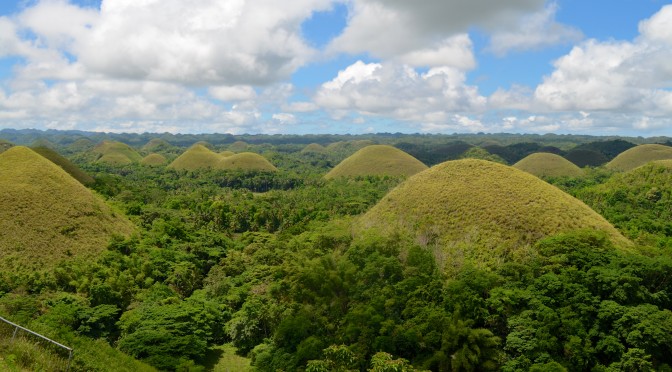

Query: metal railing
[[0, 315, 73, 371]]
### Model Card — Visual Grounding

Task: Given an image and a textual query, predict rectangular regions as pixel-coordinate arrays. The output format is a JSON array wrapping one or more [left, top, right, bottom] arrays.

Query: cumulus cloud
[[314, 61, 486, 128], [330, 0, 544, 59], [488, 2, 583, 56], [533, 5, 672, 116], [209, 86, 257, 102], [76, 0, 332, 85]]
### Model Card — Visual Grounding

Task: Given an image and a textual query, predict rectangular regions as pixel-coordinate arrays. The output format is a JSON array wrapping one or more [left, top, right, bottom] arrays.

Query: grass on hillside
[[301, 143, 327, 153], [140, 153, 168, 166], [141, 138, 173, 152], [606, 144, 672, 171], [219, 150, 235, 157], [0, 146, 134, 272], [31, 146, 95, 185], [217, 152, 278, 171], [209, 344, 253, 372], [513, 152, 584, 178], [228, 141, 249, 152], [168, 144, 224, 171], [325, 145, 427, 179], [93, 141, 142, 164], [358, 159, 630, 274]]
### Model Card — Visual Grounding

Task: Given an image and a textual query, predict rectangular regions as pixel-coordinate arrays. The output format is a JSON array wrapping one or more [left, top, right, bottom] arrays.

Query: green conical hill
[[228, 141, 248, 152], [31, 146, 95, 185], [142, 138, 173, 152], [514, 153, 584, 178], [325, 145, 427, 179], [0, 146, 134, 271], [68, 138, 94, 151], [358, 159, 629, 271], [93, 141, 142, 165], [606, 144, 672, 171], [216, 152, 277, 171], [301, 143, 327, 154], [30, 138, 56, 149], [140, 153, 168, 166], [168, 144, 223, 171]]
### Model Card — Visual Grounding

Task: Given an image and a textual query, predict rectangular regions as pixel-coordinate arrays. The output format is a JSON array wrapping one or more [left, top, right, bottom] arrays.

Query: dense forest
[[1, 129, 672, 372]]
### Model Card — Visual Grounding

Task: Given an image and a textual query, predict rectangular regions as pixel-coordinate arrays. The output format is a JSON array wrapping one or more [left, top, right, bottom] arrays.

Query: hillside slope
[[0, 146, 134, 271], [325, 145, 427, 179]]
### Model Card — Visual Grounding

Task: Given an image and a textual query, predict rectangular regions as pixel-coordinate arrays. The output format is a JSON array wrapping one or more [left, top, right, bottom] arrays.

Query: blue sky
[[1, 0, 671, 135]]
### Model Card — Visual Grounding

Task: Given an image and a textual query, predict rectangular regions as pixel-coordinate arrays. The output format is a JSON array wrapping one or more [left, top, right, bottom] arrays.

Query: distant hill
[[358, 159, 629, 271], [325, 145, 427, 179], [459, 147, 507, 164], [514, 153, 584, 178], [0, 146, 134, 271], [140, 153, 168, 166], [93, 140, 142, 165], [31, 146, 95, 185], [168, 144, 223, 171], [68, 138, 94, 152], [142, 138, 174, 153], [605, 144, 672, 171], [564, 149, 609, 167], [228, 141, 249, 152], [571, 139, 636, 160], [301, 143, 327, 154], [217, 152, 278, 172], [482, 142, 564, 164]]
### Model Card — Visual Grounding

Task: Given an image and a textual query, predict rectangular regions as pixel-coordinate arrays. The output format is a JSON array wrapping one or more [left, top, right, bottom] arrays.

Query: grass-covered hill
[[219, 150, 235, 157], [325, 145, 428, 179], [140, 153, 168, 166], [301, 143, 327, 153], [359, 159, 629, 270], [141, 138, 173, 153], [31, 146, 95, 185], [167, 144, 223, 171], [67, 137, 94, 152], [0, 146, 134, 271], [93, 140, 143, 165], [606, 144, 672, 171], [217, 152, 278, 171], [228, 141, 249, 152], [513, 152, 584, 178], [571, 139, 636, 160]]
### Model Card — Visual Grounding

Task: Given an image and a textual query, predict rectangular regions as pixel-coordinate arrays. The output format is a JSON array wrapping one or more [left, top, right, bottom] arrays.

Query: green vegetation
[[0, 146, 134, 272], [325, 145, 427, 179], [513, 152, 584, 178], [140, 153, 168, 166], [360, 159, 629, 272], [218, 152, 278, 172], [219, 150, 235, 157], [606, 144, 672, 171], [0, 139, 13, 154], [3, 129, 672, 372], [564, 148, 609, 167], [31, 146, 95, 185], [459, 146, 507, 163], [168, 144, 224, 171], [142, 138, 173, 153], [93, 140, 143, 165]]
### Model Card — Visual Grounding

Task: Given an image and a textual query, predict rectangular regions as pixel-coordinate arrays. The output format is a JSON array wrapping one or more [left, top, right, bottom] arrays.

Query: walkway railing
[[0, 315, 73, 371]]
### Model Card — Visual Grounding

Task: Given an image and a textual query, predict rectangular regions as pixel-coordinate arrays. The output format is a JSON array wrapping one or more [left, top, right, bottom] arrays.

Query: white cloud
[[396, 34, 476, 69], [532, 5, 672, 116], [283, 101, 318, 112], [209, 85, 257, 102], [329, 0, 543, 59], [488, 2, 583, 56], [314, 61, 486, 127], [76, 0, 332, 85]]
